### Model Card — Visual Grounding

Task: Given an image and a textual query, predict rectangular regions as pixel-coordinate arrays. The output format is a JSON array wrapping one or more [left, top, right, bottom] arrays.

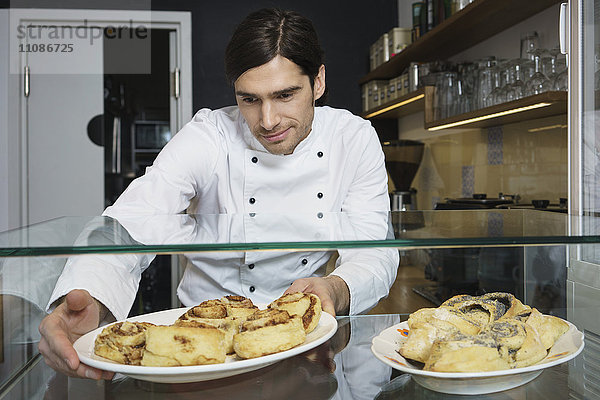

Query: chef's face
[[234, 55, 326, 155]]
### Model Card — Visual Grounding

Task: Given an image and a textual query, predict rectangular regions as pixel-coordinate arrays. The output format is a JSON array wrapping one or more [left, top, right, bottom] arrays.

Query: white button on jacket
[[49, 106, 399, 318]]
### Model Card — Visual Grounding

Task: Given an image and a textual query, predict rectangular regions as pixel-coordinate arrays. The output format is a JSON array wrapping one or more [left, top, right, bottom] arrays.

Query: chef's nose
[[260, 101, 281, 131]]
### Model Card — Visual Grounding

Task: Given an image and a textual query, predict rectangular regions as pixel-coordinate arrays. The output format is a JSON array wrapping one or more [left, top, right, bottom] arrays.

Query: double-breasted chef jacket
[[48, 106, 399, 319]]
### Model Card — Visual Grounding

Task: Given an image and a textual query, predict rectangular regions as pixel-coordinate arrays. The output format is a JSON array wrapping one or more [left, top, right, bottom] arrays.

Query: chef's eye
[[278, 92, 293, 100], [242, 97, 257, 104]]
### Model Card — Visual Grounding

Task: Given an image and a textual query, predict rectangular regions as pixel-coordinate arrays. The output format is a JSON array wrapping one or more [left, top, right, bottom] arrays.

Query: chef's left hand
[[284, 275, 350, 316]]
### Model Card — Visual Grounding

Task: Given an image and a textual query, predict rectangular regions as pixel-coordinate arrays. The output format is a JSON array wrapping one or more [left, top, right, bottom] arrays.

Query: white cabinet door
[[25, 27, 104, 224]]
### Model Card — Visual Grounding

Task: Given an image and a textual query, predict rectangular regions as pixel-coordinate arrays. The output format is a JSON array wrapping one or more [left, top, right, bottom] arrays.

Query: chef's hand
[[285, 275, 350, 316], [38, 289, 114, 380]]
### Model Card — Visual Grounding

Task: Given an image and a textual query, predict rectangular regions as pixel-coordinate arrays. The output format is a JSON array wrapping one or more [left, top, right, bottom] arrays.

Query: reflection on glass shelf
[[2, 210, 600, 256]]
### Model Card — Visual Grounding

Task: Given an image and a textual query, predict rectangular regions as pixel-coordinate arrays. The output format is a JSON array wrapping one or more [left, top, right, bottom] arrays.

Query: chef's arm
[[330, 247, 398, 315]]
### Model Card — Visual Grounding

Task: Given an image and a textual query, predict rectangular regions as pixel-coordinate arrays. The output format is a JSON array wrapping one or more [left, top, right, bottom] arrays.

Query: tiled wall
[[410, 115, 568, 209]]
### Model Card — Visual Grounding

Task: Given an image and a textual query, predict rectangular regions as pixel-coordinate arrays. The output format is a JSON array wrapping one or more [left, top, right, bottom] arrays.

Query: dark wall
[[152, 1, 398, 115], [3, 0, 399, 115]]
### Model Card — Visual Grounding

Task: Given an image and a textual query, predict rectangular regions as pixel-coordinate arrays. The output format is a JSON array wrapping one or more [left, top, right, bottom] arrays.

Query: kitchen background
[[0, 0, 567, 313]]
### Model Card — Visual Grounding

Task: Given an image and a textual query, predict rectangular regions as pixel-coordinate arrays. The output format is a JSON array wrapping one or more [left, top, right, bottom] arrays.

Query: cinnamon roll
[[269, 292, 322, 333], [94, 321, 155, 365], [176, 296, 258, 354], [233, 309, 306, 359], [221, 295, 259, 320], [175, 317, 238, 355], [141, 323, 227, 366]]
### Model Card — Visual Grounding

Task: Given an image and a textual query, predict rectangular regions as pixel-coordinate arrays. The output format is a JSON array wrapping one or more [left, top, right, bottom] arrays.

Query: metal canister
[[409, 62, 420, 92]]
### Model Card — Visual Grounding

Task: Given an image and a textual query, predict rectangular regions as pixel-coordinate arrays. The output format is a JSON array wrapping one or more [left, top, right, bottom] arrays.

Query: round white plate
[[371, 319, 584, 395], [74, 306, 337, 383]]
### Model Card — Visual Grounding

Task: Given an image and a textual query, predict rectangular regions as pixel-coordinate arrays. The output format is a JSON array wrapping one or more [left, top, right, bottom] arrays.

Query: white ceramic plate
[[371, 319, 584, 395], [74, 306, 337, 383]]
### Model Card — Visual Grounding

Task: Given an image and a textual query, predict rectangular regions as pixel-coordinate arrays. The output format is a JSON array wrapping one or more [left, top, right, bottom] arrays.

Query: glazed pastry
[[94, 321, 155, 365], [269, 292, 322, 333], [408, 306, 482, 335], [400, 305, 484, 363], [399, 318, 460, 363], [233, 308, 306, 359], [141, 323, 226, 366], [424, 332, 510, 372], [522, 308, 569, 350]]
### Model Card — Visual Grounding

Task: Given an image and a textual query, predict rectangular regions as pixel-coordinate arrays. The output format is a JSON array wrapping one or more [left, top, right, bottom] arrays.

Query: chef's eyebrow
[[235, 85, 302, 98]]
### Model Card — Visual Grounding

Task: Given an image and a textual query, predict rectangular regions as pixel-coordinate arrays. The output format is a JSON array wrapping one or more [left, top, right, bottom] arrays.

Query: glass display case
[[1, 209, 600, 398]]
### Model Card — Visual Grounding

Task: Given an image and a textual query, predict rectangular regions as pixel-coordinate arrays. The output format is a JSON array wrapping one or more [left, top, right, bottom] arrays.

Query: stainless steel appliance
[[564, 1, 600, 396]]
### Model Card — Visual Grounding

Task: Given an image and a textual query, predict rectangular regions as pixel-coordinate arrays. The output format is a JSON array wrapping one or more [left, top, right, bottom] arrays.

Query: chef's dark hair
[[225, 8, 328, 105]]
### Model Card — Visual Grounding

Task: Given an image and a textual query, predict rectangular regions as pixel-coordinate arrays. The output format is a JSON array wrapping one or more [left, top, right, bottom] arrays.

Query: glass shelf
[[2, 210, 600, 257]]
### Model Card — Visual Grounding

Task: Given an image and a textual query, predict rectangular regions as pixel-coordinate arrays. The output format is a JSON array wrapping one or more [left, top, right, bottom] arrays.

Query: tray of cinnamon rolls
[[73, 293, 337, 383], [371, 292, 584, 395]]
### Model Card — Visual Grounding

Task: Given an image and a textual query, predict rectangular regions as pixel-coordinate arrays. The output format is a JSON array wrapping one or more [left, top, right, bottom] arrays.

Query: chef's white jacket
[[48, 106, 399, 318]]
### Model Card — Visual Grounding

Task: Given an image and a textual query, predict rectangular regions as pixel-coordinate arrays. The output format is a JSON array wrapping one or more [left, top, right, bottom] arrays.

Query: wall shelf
[[359, 0, 562, 84], [361, 88, 428, 119], [424, 91, 567, 131]]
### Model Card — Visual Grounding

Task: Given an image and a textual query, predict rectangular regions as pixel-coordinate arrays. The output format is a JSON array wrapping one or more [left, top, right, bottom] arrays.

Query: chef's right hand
[[38, 289, 114, 380]]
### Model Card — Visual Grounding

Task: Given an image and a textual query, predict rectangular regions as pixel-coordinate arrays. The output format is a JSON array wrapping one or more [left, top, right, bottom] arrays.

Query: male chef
[[38, 8, 399, 380]]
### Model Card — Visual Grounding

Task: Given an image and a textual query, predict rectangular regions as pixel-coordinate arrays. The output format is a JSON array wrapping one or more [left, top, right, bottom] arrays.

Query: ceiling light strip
[[364, 94, 425, 119], [427, 102, 553, 131]]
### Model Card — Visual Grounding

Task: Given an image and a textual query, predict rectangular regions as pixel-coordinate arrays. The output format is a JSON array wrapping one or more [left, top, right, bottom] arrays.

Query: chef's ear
[[313, 64, 326, 102]]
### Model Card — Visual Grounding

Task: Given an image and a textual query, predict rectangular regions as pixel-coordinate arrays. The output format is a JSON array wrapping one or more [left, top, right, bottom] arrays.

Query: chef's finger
[[39, 323, 80, 372], [65, 289, 94, 313], [283, 279, 309, 295], [75, 363, 114, 380]]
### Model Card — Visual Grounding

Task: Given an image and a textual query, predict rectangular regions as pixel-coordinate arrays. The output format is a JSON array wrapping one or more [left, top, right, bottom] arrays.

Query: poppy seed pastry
[[424, 332, 510, 372], [233, 308, 306, 359], [141, 324, 227, 366], [268, 292, 322, 333], [94, 321, 155, 365], [400, 292, 570, 372], [520, 308, 569, 350]]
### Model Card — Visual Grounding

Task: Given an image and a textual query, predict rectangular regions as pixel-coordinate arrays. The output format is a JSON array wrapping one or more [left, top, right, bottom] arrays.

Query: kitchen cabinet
[[361, 0, 566, 130], [0, 209, 598, 397]]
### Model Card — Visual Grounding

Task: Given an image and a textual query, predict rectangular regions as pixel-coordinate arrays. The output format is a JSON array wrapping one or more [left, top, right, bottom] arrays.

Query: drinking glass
[[542, 47, 561, 83], [496, 61, 514, 105], [488, 65, 504, 106], [554, 62, 568, 91], [475, 57, 497, 109], [525, 49, 551, 95], [506, 59, 526, 101], [520, 31, 539, 61], [436, 72, 459, 119]]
